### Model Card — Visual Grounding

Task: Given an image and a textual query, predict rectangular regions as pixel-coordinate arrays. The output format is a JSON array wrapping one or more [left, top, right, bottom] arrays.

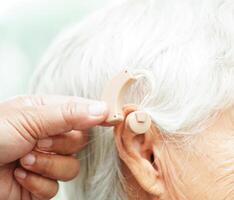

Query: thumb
[[18, 99, 108, 140]]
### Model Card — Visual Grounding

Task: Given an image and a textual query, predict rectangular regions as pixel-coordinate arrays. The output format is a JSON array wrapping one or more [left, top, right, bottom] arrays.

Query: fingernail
[[21, 154, 36, 166], [88, 102, 107, 116], [37, 138, 53, 149], [15, 168, 27, 179]]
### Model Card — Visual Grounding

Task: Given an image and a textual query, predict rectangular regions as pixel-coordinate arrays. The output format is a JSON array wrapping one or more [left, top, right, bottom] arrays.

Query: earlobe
[[114, 106, 166, 199]]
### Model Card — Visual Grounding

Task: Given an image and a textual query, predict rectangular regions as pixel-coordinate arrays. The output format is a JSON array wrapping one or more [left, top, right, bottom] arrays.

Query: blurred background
[[0, 0, 110, 100]]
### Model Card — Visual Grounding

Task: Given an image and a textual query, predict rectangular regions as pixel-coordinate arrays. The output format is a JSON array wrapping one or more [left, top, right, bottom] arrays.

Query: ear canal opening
[[150, 154, 159, 171], [150, 154, 154, 163]]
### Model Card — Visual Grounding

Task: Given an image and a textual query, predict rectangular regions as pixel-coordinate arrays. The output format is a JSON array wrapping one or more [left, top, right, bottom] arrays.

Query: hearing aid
[[101, 70, 152, 134], [125, 111, 152, 134]]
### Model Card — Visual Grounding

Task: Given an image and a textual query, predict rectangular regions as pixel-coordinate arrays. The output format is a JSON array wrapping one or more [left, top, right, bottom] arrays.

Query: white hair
[[30, 0, 234, 199]]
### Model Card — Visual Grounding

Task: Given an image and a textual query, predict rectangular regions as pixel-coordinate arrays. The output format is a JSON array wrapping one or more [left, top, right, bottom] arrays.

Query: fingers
[[18, 98, 108, 139], [14, 168, 58, 200], [20, 151, 80, 181], [21, 189, 31, 200], [37, 130, 88, 155], [1, 95, 97, 107]]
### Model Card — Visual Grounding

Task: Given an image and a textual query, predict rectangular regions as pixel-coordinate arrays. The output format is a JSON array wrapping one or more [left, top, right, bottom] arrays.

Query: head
[[31, 0, 234, 199]]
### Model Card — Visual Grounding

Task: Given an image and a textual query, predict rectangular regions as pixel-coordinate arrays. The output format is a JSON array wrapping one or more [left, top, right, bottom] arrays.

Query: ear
[[114, 106, 165, 198]]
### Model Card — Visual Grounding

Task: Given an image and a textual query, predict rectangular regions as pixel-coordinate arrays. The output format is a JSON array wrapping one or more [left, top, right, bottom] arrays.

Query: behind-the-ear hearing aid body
[[101, 70, 152, 134]]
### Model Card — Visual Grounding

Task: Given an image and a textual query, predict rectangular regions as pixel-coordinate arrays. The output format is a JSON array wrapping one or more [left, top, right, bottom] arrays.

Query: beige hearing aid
[[125, 111, 152, 134], [101, 70, 152, 134]]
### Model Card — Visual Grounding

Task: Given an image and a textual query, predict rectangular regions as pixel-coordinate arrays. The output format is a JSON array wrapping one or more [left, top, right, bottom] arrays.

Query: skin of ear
[[114, 105, 234, 200], [114, 106, 169, 200]]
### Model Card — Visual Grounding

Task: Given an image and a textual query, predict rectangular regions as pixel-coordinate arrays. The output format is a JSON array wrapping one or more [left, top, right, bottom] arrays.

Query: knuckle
[[32, 95, 45, 106], [61, 101, 78, 124], [60, 101, 87, 129], [40, 156, 55, 175], [19, 106, 48, 139]]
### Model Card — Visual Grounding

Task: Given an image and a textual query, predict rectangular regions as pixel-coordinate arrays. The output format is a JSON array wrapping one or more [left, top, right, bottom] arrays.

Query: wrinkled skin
[[114, 106, 234, 200], [0, 96, 108, 200]]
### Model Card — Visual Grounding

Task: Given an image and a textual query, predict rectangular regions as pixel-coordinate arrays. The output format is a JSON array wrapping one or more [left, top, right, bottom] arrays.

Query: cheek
[[207, 133, 234, 170], [196, 134, 234, 199], [163, 133, 234, 200], [212, 155, 234, 200]]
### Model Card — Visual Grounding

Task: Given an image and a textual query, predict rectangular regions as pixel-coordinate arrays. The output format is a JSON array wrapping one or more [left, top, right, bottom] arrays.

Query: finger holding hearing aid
[[36, 130, 88, 155], [0, 95, 109, 200], [1, 70, 150, 200]]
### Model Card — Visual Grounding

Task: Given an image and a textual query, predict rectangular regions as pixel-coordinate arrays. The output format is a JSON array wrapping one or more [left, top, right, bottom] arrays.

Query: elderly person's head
[[31, 0, 234, 199]]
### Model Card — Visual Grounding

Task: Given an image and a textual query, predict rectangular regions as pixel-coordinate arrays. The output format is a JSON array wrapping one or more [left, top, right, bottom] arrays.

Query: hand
[[0, 95, 108, 200]]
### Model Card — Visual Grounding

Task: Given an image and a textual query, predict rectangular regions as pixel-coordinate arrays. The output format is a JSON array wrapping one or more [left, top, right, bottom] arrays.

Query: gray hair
[[30, 0, 234, 199]]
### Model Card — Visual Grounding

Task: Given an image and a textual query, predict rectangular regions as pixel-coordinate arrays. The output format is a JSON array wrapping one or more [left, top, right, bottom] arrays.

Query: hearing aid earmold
[[126, 111, 152, 134], [101, 70, 152, 134]]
